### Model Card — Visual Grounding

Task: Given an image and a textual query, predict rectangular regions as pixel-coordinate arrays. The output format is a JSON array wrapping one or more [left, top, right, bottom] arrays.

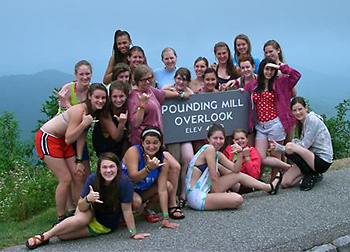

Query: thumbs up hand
[[87, 185, 103, 204]]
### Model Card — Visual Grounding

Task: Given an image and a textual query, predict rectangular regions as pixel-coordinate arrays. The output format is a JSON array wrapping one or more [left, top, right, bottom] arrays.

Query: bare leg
[[204, 193, 244, 210], [255, 139, 290, 179], [179, 142, 194, 199], [282, 164, 303, 188], [164, 151, 181, 208], [218, 172, 277, 193], [43, 156, 73, 217], [67, 158, 88, 205], [27, 208, 93, 246], [286, 142, 316, 171]]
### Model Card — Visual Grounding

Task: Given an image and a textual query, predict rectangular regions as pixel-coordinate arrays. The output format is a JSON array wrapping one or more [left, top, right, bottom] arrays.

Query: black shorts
[[286, 153, 331, 174]]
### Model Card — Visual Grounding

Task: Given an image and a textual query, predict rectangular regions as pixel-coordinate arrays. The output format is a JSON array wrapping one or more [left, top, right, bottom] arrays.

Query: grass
[[0, 207, 56, 250]]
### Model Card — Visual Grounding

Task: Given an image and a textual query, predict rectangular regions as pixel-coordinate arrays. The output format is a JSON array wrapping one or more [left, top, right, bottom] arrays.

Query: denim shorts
[[255, 117, 286, 142]]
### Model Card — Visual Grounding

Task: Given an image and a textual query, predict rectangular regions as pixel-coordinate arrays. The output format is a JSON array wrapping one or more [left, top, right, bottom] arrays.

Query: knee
[[169, 161, 181, 174], [285, 142, 295, 154], [132, 197, 143, 211], [58, 175, 72, 187], [281, 179, 293, 189], [72, 173, 85, 184], [234, 194, 244, 206]]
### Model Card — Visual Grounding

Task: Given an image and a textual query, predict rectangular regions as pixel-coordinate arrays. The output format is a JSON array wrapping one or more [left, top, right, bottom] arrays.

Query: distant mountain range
[[0, 68, 349, 140], [0, 70, 73, 140]]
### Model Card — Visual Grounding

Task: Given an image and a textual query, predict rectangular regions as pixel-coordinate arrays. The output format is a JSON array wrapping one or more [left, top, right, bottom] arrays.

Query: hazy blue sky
[[1, 0, 349, 81]]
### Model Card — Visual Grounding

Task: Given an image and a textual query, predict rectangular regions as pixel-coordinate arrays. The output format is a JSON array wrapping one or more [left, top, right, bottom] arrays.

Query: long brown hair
[[84, 83, 109, 118], [291, 96, 307, 138], [214, 42, 239, 79], [93, 152, 123, 212]]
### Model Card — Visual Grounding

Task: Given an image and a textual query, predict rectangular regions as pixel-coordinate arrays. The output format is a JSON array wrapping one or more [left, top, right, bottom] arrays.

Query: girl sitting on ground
[[25, 152, 150, 250], [270, 97, 333, 191], [122, 126, 182, 225], [222, 129, 261, 193], [185, 124, 283, 211]]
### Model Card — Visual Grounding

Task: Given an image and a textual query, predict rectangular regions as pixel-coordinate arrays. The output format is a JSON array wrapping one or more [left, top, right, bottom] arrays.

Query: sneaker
[[300, 174, 317, 191]]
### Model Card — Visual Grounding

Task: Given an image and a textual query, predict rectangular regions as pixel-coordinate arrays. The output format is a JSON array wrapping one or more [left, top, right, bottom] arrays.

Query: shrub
[[0, 111, 56, 222], [322, 99, 350, 159]]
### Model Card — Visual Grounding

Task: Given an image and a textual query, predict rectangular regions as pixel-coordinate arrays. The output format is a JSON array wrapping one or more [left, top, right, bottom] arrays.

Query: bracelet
[[145, 165, 151, 173], [76, 156, 83, 161], [161, 212, 169, 220], [137, 106, 145, 111], [161, 212, 169, 217], [85, 196, 90, 204], [129, 229, 137, 238]]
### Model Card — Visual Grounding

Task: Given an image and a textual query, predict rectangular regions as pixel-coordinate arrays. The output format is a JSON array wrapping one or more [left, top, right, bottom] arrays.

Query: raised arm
[[103, 55, 115, 84], [65, 106, 94, 145], [100, 112, 127, 142], [218, 143, 243, 173], [56, 83, 72, 110]]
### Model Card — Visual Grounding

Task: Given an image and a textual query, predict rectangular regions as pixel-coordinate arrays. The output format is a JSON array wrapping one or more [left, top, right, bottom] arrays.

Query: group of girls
[[25, 30, 333, 249]]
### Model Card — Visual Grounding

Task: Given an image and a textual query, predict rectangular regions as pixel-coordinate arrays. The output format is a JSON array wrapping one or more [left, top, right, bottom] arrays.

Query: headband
[[141, 128, 161, 138]]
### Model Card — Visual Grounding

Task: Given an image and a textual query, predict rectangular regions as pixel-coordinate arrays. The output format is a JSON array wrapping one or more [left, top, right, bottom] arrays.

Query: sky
[[1, 0, 349, 97]]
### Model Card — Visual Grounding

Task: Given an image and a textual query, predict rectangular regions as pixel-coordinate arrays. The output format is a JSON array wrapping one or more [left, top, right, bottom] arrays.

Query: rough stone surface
[[332, 235, 350, 251], [2, 168, 350, 252], [307, 244, 337, 252]]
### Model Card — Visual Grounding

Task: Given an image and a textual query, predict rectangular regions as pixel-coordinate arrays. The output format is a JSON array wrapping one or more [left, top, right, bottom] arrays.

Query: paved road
[[4, 168, 350, 252]]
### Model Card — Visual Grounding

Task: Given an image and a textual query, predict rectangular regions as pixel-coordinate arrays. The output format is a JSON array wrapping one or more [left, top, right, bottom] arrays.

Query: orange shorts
[[35, 129, 75, 159]]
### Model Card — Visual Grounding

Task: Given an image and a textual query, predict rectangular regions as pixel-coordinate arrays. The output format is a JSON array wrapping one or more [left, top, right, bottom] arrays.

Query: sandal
[[169, 206, 185, 220], [269, 171, 283, 195], [141, 209, 161, 223], [178, 197, 187, 209], [25, 234, 49, 250], [52, 214, 67, 227]]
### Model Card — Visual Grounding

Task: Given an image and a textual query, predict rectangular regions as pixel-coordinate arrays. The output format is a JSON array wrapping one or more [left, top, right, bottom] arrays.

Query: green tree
[[322, 99, 350, 159]]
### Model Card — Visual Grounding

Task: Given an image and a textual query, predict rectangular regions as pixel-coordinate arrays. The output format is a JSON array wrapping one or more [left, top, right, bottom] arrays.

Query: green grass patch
[[0, 207, 56, 249]]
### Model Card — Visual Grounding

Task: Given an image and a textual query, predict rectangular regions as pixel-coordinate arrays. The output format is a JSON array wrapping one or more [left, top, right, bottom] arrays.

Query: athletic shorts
[[255, 117, 286, 142], [87, 217, 111, 237], [35, 129, 75, 160], [286, 153, 331, 174]]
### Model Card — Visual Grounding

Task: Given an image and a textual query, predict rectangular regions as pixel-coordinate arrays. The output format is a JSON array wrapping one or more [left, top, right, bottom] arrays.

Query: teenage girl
[[233, 34, 260, 74], [92, 81, 129, 160], [189, 57, 208, 94], [162, 67, 195, 208], [103, 30, 132, 84], [25, 152, 149, 250], [270, 97, 333, 191], [36, 84, 108, 224], [186, 124, 282, 211], [154, 47, 178, 89], [249, 58, 301, 180], [263, 39, 297, 144], [212, 42, 240, 90]]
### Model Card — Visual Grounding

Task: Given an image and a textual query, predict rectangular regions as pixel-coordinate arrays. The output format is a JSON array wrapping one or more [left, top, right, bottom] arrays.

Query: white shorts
[[255, 117, 286, 142]]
